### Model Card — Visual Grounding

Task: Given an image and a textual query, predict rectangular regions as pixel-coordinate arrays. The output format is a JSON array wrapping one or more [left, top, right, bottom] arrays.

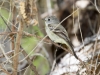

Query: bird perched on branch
[[44, 16, 78, 59]]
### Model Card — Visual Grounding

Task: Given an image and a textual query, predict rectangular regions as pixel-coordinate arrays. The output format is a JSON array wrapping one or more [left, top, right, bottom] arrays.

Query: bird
[[44, 16, 78, 59]]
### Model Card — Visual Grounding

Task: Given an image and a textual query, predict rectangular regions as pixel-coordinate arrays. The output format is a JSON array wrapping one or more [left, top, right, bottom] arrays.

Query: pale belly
[[45, 26, 67, 45]]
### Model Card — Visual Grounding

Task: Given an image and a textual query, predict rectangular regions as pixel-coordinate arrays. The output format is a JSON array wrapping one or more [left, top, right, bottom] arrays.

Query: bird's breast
[[45, 26, 67, 44]]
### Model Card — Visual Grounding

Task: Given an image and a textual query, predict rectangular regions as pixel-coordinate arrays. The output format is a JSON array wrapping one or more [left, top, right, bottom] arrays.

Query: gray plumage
[[45, 16, 78, 59]]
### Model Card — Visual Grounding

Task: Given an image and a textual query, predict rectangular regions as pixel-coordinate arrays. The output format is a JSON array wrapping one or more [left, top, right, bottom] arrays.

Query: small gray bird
[[44, 16, 78, 59]]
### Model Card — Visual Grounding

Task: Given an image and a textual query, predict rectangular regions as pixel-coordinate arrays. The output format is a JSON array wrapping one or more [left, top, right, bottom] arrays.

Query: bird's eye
[[48, 18, 50, 21]]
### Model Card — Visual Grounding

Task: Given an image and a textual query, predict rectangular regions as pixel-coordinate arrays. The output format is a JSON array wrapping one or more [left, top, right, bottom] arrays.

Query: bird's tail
[[66, 41, 78, 59]]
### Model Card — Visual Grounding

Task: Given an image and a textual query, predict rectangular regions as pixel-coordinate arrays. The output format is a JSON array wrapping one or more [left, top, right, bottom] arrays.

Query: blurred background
[[0, 0, 100, 75]]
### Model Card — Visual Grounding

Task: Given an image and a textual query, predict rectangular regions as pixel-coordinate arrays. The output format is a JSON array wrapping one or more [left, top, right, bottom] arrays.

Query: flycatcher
[[44, 16, 78, 59]]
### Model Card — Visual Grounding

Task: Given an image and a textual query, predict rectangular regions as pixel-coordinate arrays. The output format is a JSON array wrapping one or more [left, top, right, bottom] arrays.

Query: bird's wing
[[48, 24, 71, 43], [54, 30, 78, 59], [48, 24, 78, 59]]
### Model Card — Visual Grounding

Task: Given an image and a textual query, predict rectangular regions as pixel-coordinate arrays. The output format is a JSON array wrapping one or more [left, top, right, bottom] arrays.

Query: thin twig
[[0, 32, 17, 35], [51, 41, 89, 71], [0, 65, 11, 75], [0, 50, 14, 58], [0, 44, 12, 63], [0, 13, 12, 31], [21, 49, 39, 75]]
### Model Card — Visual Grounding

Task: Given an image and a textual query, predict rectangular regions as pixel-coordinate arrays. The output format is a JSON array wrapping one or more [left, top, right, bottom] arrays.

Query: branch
[[12, 18, 23, 75], [74, 34, 100, 51], [0, 65, 11, 75], [21, 47, 39, 75]]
